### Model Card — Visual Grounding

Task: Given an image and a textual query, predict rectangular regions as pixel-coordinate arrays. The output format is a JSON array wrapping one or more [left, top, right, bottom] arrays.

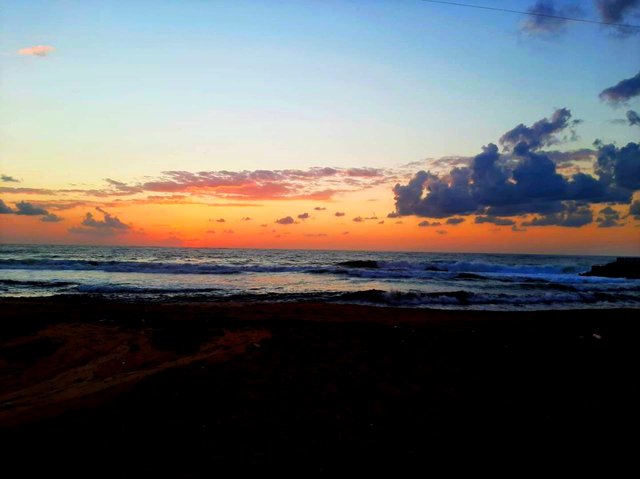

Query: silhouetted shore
[[1, 298, 638, 475]]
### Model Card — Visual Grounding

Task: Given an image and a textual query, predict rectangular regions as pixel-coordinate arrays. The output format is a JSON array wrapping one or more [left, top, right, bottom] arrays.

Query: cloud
[[40, 213, 63, 223], [346, 167, 384, 177], [522, 201, 593, 227], [314, 207, 327, 211], [595, 0, 640, 34], [391, 110, 639, 225], [352, 216, 364, 222], [69, 208, 130, 235], [334, 212, 345, 217], [304, 233, 328, 237], [128, 167, 388, 201], [599, 71, 640, 104], [418, 220, 441, 227], [241, 217, 252, 221], [499, 108, 579, 151], [214, 218, 225, 223], [436, 230, 447, 235], [0, 186, 56, 195], [596, 141, 640, 190], [17, 45, 55, 57], [475, 216, 516, 226], [297, 212, 310, 220], [275, 216, 295, 225], [207, 203, 264, 207], [628, 110, 640, 126], [630, 200, 640, 218], [446, 217, 465, 225], [0, 199, 59, 220], [545, 148, 597, 168], [104, 178, 144, 195], [0, 199, 13, 214], [0, 166, 392, 203], [14, 201, 49, 216], [596, 205, 623, 227], [1, 175, 19, 183], [521, 1, 581, 36]]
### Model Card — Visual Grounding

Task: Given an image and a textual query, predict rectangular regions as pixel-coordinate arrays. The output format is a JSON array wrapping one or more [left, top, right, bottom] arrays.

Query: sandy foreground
[[1, 298, 638, 474]]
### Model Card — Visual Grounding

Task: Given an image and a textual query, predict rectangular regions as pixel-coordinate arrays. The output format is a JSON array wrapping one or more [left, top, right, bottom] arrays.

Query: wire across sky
[[419, 0, 640, 29]]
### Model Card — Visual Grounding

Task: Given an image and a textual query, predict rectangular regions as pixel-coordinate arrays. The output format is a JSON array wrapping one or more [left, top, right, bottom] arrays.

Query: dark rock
[[581, 257, 640, 279], [337, 260, 379, 269]]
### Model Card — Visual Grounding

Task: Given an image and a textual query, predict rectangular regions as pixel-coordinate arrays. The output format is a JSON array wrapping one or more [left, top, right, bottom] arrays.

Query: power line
[[419, 0, 640, 30]]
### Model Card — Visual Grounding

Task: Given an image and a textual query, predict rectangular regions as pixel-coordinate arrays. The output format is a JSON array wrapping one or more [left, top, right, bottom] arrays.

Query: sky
[[1, 0, 639, 254]]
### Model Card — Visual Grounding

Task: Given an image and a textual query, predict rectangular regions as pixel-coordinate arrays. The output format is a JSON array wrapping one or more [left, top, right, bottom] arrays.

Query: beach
[[1, 298, 638, 474]]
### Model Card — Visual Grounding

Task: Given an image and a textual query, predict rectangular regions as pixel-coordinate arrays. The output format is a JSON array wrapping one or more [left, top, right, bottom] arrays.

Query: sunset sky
[[1, 0, 639, 254]]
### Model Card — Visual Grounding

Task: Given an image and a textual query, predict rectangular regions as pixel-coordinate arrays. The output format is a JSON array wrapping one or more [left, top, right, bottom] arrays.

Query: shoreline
[[2, 298, 638, 473]]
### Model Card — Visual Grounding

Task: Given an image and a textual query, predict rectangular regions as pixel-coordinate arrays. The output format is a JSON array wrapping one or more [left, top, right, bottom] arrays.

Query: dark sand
[[1, 298, 638, 474]]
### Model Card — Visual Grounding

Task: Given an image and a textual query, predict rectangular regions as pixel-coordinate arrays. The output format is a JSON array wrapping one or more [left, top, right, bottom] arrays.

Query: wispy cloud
[[475, 216, 516, 226]]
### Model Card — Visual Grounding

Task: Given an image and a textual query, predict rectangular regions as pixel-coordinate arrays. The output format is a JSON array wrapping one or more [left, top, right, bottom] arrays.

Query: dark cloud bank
[[392, 108, 640, 228], [0, 199, 62, 223]]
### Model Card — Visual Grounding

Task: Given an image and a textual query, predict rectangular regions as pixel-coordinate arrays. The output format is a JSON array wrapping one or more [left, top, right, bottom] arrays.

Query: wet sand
[[1, 298, 638, 474]]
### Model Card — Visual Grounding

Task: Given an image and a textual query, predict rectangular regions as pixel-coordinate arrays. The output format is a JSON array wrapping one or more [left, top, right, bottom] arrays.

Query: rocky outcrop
[[581, 257, 640, 279], [336, 260, 379, 269]]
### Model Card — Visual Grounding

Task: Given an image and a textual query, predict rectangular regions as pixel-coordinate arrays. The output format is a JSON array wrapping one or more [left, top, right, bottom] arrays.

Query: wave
[[0, 279, 77, 287], [332, 289, 639, 307], [358, 259, 580, 275], [5, 284, 635, 307], [0, 258, 307, 275], [74, 284, 224, 294], [0, 258, 635, 286]]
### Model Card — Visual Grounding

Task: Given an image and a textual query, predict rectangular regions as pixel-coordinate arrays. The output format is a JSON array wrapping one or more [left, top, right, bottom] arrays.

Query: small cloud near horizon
[[275, 216, 295, 225], [18, 45, 55, 57], [69, 207, 130, 236], [41, 213, 63, 223]]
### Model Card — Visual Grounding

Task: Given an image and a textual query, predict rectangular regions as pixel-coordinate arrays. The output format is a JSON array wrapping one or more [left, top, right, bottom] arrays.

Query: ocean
[[0, 244, 638, 310]]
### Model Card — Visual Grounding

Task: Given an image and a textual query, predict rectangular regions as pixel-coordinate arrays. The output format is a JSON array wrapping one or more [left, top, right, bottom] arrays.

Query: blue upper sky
[[1, 0, 639, 182]]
